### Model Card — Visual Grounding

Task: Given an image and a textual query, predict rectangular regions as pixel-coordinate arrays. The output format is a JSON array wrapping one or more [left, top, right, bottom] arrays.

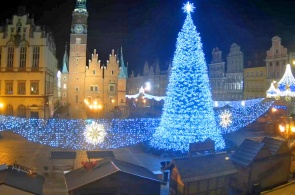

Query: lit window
[[5, 81, 13, 94], [30, 81, 39, 94]]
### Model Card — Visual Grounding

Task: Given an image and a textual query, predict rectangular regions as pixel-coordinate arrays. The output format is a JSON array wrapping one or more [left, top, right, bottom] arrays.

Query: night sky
[[1, 0, 295, 75]]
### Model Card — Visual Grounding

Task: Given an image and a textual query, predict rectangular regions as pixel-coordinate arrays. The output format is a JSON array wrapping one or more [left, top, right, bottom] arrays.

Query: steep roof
[[230, 138, 270, 167], [62, 43, 69, 74], [0, 165, 44, 195], [172, 153, 237, 183], [261, 136, 289, 155], [65, 158, 162, 191], [118, 46, 128, 79]]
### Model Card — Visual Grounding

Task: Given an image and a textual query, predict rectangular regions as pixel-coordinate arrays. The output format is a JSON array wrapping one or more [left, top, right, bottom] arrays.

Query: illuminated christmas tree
[[150, 2, 225, 152]]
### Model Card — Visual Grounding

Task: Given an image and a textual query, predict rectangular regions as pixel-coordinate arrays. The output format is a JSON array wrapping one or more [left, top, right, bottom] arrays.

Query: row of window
[[2, 104, 26, 117], [246, 71, 264, 77], [0, 80, 39, 95], [245, 83, 264, 89], [269, 61, 285, 66], [68, 85, 116, 93], [268, 72, 281, 79], [0, 46, 40, 68]]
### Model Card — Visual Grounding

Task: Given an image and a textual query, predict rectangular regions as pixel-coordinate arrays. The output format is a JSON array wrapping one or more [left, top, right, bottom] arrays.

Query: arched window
[[18, 104, 26, 118], [7, 104, 13, 116]]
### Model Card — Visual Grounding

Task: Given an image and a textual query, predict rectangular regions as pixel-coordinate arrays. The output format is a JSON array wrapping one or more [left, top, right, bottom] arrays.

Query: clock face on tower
[[74, 24, 84, 34]]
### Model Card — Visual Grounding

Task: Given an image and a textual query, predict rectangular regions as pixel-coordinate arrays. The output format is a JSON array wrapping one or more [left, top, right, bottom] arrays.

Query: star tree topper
[[182, 2, 195, 14]]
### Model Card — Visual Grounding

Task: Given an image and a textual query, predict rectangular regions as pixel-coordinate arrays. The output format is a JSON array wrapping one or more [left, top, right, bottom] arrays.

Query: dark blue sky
[[2, 0, 295, 75]]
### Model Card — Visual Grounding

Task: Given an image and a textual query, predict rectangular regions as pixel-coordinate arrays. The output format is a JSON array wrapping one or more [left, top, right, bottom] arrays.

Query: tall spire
[[118, 46, 128, 79], [74, 0, 87, 13], [62, 43, 69, 74]]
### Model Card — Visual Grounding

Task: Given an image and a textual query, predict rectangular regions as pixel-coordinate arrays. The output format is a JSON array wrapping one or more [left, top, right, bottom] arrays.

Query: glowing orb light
[[84, 122, 107, 145], [220, 110, 232, 128]]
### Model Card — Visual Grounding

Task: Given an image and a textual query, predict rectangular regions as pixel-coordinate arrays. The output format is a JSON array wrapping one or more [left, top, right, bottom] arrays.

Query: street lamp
[[0, 103, 3, 115], [279, 119, 295, 139]]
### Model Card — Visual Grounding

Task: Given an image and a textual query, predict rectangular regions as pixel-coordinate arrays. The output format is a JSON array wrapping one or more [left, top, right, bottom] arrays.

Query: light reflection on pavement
[[0, 130, 171, 195]]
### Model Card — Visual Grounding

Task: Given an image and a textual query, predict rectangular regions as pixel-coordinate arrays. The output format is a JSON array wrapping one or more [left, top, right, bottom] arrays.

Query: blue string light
[[0, 99, 273, 150]]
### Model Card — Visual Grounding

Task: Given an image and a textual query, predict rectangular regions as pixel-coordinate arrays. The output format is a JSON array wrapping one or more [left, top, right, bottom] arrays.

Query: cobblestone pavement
[[0, 128, 269, 195], [0, 130, 171, 195]]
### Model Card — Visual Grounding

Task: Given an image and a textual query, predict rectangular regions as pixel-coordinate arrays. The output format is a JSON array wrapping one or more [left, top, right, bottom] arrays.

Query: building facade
[[265, 36, 288, 88], [63, 0, 128, 118], [126, 60, 170, 107], [208, 44, 244, 101], [208, 47, 226, 101], [244, 67, 267, 99], [225, 43, 244, 100], [0, 6, 59, 119]]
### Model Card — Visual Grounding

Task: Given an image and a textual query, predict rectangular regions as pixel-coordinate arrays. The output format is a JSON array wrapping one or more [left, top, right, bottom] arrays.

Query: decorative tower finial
[[75, 0, 87, 13], [118, 46, 128, 79], [182, 2, 195, 14], [62, 42, 69, 74]]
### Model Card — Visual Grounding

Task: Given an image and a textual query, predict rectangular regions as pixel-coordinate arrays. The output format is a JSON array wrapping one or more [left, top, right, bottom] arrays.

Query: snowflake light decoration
[[220, 110, 232, 128], [84, 122, 107, 145]]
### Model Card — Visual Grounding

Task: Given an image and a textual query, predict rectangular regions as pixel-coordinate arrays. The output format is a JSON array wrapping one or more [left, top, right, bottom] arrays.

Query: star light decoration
[[183, 1, 195, 14], [220, 110, 232, 128], [84, 121, 107, 145]]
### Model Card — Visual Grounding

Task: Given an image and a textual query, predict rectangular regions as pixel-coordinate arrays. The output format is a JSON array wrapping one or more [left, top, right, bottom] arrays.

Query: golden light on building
[[84, 99, 102, 110], [279, 120, 295, 139], [0, 103, 3, 115], [271, 107, 277, 113]]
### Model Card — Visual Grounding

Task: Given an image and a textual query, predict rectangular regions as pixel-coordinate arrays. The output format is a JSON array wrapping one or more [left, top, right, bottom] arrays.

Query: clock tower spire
[[67, 0, 88, 118], [75, 0, 87, 12]]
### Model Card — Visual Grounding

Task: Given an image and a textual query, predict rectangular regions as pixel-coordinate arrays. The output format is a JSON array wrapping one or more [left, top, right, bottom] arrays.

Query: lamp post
[[0, 103, 3, 115], [279, 118, 295, 140]]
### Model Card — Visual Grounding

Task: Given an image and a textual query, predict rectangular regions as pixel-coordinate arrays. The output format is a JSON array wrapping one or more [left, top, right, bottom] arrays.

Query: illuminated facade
[[225, 43, 244, 100], [208, 47, 226, 100], [208, 44, 244, 101], [126, 61, 170, 107], [0, 6, 59, 119], [244, 66, 267, 99], [265, 36, 288, 88], [64, 0, 127, 118]]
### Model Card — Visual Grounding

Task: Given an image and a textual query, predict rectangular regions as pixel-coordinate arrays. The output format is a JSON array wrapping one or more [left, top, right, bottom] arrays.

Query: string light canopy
[[266, 64, 295, 100], [0, 98, 273, 150], [126, 87, 166, 101]]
